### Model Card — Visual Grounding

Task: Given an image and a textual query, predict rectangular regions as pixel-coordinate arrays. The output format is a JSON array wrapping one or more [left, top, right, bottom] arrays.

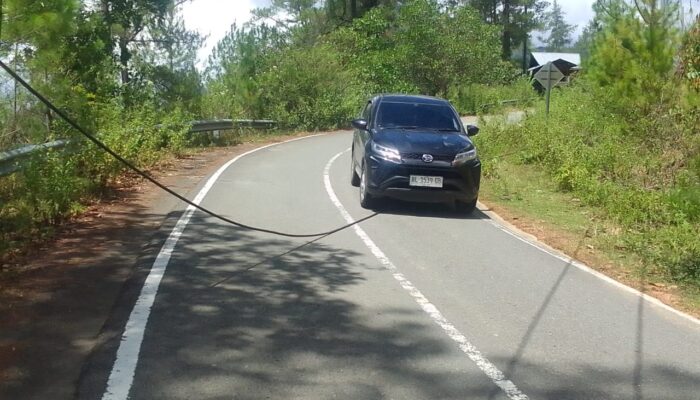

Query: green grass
[[483, 161, 599, 236]]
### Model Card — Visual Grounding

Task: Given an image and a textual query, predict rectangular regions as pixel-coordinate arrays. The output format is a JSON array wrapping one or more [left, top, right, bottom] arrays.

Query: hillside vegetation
[[478, 3, 700, 294]]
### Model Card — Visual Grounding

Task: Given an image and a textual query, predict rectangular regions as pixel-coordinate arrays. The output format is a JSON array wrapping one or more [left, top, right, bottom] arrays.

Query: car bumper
[[365, 155, 481, 203]]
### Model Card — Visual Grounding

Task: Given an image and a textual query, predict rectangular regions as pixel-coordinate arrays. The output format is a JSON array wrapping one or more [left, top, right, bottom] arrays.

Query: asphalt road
[[82, 131, 700, 400]]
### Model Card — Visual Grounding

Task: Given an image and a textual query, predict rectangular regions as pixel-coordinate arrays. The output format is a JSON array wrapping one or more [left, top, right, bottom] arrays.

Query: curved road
[[82, 131, 700, 400]]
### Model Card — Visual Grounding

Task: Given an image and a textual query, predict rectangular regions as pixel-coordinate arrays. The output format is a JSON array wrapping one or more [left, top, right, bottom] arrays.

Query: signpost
[[534, 62, 565, 116]]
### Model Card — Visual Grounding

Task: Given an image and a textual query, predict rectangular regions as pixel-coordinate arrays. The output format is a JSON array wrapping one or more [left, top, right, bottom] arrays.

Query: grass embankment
[[474, 84, 700, 314]]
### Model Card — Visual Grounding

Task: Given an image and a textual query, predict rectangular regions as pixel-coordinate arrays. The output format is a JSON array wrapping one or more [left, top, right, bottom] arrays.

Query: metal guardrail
[[0, 119, 277, 177], [0, 139, 71, 176], [189, 119, 276, 133]]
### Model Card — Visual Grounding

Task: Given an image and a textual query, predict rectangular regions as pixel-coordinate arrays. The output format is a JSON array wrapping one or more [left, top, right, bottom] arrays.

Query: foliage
[[392, 1, 511, 95], [256, 44, 364, 129], [329, 7, 418, 94], [0, 96, 192, 257], [0, 1, 201, 258], [539, 0, 575, 51], [204, 0, 520, 129], [680, 15, 700, 90], [586, 0, 680, 113], [448, 77, 535, 115], [477, 79, 700, 286], [476, 0, 700, 287]]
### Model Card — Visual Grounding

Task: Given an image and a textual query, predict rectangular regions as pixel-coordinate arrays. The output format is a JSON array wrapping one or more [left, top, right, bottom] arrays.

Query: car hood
[[374, 129, 473, 155]]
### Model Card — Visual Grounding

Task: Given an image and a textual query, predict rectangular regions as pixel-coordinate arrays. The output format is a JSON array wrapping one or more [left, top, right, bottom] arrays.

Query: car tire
[[456, 198, 477, 214], [350, 153, 360, 187], [359, 165, 375, 209]]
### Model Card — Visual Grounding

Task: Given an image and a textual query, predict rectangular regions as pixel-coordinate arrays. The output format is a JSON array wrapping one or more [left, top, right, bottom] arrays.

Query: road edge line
[[323, 150, 529, 400], [479, 202, 700, 327], [101, 133, 327, 400]]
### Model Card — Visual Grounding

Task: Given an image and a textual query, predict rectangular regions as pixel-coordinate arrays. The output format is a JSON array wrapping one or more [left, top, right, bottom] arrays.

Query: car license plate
[[410, 175, 443, 188]]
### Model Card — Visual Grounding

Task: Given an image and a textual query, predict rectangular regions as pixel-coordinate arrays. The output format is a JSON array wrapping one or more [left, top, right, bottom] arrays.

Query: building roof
[[530, 52, 581, 67]]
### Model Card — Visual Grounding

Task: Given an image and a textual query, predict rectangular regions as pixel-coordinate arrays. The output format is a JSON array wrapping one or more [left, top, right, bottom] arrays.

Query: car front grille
[[401, 153, 454, 162]]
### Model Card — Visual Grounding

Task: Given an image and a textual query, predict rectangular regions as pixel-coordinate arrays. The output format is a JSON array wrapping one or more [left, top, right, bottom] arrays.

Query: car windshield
[[376, 101, 461, 132]]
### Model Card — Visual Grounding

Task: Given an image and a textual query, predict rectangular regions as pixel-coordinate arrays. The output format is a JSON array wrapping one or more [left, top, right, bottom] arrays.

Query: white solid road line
[[323, 150, 529, 400], [485, 218, 700, 327], [101, 134, 326, 400]]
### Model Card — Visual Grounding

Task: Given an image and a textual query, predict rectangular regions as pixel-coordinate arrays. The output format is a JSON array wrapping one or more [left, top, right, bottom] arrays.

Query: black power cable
[[0, 59, 375, 238]]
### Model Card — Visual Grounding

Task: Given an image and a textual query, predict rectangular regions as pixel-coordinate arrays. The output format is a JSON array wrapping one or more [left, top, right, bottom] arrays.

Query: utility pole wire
[[0, 58, 377, 239]]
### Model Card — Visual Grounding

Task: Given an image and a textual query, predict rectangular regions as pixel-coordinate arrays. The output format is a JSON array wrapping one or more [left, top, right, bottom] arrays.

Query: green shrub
[[477, 79, 700, 286], [0, 97, 193, 258], [449, 78, 536, 115], [255, 43, 365, 131]]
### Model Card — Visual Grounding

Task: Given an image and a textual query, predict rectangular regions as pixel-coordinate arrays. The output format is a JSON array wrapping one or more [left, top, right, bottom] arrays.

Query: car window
[[376, 102, 461, 132], [361, 101, 372, 121]]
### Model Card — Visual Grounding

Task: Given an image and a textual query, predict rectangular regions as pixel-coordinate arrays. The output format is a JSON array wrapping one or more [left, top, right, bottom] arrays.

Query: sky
[[182, 0, 597, 63], [181, 0, 269, 63]]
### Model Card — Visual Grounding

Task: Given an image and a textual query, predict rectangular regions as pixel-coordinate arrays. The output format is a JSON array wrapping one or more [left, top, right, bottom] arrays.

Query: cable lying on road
[[0, 59, 371, 239]]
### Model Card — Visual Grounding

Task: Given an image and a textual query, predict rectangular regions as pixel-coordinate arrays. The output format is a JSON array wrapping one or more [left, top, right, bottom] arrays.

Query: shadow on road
[[117, 214, 508, 399], [482, 225, 699, 400], [73, 207, 700, 399]]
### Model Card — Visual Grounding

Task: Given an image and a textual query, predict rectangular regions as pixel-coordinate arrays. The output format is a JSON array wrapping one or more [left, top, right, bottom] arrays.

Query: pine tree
[[540, 0, 575, 51], [586, 0, 681, 110], [468, 0, 548, 60]]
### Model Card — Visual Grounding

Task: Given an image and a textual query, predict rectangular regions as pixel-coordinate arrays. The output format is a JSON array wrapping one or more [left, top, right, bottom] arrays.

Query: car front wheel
[[359, 165, 375, 209], [350, 152, 360, 187], [456, 198, 477, 214]]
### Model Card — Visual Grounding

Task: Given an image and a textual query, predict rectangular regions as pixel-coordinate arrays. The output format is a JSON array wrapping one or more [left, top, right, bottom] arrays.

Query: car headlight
[[371, 142, 401, 163], [453, 148, 478, 165]]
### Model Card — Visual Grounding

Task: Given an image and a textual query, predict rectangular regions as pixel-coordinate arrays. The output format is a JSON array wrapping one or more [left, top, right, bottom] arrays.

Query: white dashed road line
[[323, 150, 529, 400]]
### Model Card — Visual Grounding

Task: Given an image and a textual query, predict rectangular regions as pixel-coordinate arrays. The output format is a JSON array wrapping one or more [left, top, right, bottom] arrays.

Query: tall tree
[[468, 0, 548, 60], [587, 0, 680, 110], [0, 0, 79, 139], [540, 0, 575, 51], [132, 6, 205, 113], [99, 0, 176, 84], [325, 0, 401, 24]]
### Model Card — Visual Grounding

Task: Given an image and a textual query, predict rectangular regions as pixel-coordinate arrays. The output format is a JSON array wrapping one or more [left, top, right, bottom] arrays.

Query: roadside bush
[[448, 77, 536, 115], [476, 79, 700, 286], [257, 44, 365, 130], [0, 98, 192, 259]]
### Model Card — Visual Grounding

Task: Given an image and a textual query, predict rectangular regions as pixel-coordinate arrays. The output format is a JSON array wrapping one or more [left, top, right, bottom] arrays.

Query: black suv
[[350, 94, 481, 212]]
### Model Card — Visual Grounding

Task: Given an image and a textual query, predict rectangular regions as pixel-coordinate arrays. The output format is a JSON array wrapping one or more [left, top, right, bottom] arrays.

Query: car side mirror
[[466, 124, 479, 137], [352, 119, 368, 131]]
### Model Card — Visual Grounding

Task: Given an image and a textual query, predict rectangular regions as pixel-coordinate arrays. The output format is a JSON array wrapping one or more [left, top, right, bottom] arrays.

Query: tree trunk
[[101, 0, 114, 58], [119, 36, 130, 84], [522, 4, 528, 74], [350, 0, 357, 19], [501, 0, 512, 60], [45, 70, 53, 135]]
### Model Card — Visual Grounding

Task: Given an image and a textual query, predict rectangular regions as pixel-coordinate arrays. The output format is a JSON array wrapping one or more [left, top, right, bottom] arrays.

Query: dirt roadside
[[0, 133, 312, 400]]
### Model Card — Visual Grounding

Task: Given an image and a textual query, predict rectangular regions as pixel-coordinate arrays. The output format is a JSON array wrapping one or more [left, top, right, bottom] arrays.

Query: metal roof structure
[[530, 52, 581, 67]]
